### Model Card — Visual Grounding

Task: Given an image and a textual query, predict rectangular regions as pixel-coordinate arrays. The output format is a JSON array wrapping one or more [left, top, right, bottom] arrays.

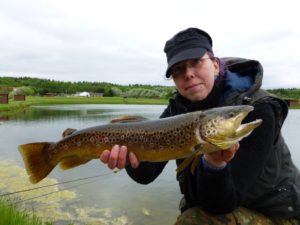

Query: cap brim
[[165, 48, 206, 78]]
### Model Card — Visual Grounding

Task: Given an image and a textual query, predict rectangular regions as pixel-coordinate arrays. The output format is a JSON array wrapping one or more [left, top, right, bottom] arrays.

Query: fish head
[[199, 105, 262, 150]]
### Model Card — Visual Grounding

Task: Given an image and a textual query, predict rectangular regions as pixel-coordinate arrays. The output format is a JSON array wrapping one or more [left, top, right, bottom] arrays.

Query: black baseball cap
[[164, 28, 213, 78]]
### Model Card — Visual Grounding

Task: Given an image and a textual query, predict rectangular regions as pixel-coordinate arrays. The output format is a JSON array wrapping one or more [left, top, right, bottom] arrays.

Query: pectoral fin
[[190, 151, 203, 174], [176, 154, 195, 173], [59, 156, 91, 170], [176, 144, 203, 174]]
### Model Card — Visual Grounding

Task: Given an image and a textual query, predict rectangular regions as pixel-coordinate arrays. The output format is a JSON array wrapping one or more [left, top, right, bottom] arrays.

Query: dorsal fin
[[110, 116, 148, 123]]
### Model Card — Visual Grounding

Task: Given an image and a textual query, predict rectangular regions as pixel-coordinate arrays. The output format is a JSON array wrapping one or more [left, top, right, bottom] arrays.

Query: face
[[170, 53, 219, 102]]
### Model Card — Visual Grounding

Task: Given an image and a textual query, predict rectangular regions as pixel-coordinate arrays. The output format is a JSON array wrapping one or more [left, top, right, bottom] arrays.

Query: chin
[[187, 95, 206, 102], [188, 91, 209, 101]]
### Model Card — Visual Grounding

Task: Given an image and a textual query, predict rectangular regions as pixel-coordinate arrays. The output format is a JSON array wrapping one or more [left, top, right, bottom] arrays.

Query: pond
[[0, 105, 299, 225]]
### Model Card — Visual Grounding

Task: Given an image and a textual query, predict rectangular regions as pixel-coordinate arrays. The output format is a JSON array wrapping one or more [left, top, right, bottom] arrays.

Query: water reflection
[[0, 105, 299, 225], [7, 104, 165, 122]]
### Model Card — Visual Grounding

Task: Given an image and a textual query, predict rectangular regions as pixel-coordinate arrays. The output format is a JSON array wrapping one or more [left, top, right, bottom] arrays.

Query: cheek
[[173, 79, 185, 91], [203, 74, 215, 89]]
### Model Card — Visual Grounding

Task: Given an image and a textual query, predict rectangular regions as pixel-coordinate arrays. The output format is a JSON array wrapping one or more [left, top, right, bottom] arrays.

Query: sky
[[0, 0, 299, 89]]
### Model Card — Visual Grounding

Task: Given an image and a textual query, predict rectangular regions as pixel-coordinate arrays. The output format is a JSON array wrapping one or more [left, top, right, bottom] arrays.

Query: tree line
[[1, 76, 299, 100], [268, 88, 300, 100], [0, 76, 175, 99]]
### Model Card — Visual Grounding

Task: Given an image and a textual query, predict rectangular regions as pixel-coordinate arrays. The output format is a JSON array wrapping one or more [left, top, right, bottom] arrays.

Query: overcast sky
[[0, 0, 299, 89]]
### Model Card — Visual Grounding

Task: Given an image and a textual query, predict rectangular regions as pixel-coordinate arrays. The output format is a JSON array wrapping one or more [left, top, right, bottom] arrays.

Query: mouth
[[233, 119, 263, 138], [185, 83, 202, 91]]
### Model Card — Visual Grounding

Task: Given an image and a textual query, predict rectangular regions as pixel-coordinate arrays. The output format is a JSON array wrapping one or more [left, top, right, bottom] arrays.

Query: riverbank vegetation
[[1, 76, 300, 100], [0, 197, 66, 225]]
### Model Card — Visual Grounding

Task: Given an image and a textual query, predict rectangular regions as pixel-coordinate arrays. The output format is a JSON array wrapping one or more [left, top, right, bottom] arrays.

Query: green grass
[[25, 96, 168, 105], [0, 197, 59, 225]]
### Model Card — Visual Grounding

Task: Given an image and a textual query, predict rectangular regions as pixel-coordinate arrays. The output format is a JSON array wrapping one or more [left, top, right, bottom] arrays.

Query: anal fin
[[59, 156, 91, 170]]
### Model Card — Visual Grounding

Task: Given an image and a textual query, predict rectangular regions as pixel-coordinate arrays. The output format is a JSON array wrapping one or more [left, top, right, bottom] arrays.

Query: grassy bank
[[25, 96, 168, 105], [0, 96, 168, 116], [0, 197, 63, 225]]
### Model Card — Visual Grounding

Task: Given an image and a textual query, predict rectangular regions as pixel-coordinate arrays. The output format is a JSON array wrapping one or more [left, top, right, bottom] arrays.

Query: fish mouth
[[233, 119, 263, 139], [213, 119, 262, 149], [232, 107, 262, 139]]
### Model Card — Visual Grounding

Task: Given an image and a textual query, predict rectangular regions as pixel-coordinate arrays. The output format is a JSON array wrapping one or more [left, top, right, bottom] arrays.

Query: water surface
[[0, 105, 299, 225]]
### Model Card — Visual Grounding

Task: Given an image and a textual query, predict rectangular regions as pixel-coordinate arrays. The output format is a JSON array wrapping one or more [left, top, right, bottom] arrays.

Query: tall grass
[[0, 197, 51, 225]]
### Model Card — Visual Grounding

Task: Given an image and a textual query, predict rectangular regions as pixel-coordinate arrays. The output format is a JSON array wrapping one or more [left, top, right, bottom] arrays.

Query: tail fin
[[18, 142, 55, 184]]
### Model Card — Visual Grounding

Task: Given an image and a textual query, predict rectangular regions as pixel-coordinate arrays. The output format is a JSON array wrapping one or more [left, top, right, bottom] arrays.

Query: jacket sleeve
[[125, 105, 172, 184], [188, 103, 277, 213]]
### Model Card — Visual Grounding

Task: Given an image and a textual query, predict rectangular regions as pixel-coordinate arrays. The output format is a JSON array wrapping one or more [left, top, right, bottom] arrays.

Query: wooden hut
[[284, 99, 299, 107], [14, 95, 26, 101], [0, 94, 9, 104]]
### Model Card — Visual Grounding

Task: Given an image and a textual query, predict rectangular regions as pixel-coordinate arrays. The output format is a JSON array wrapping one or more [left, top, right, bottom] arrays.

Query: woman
[[100, 28, 300, 224]]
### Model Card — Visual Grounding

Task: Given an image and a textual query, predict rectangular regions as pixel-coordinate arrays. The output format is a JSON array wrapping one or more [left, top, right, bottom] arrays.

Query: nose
[[183, 65, 196, 79]]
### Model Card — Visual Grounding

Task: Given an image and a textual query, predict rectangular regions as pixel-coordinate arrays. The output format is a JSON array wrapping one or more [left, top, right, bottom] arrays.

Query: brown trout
[[19, 105, 262, 184]]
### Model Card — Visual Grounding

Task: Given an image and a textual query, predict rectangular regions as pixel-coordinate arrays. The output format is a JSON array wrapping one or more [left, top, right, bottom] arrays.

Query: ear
[[212, 59, 220, 74]]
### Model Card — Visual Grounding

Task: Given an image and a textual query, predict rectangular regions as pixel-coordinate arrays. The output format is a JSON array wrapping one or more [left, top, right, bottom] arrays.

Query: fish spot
[[77, 142, 81, 147], [63, 145, 69, 150]]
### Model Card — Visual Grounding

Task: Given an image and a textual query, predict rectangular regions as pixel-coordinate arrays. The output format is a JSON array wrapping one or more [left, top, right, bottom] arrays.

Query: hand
[[100, 145, 140, 170], [204, 143, 240, 167]]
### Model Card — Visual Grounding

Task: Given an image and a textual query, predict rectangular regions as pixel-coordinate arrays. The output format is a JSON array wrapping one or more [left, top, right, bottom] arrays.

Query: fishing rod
[[12, 178, 100, 205], [0, 170, 120, 197]]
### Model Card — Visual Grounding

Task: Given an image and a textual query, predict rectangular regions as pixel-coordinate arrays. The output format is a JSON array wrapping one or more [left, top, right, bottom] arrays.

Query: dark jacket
[[126, 57, 300, 218]]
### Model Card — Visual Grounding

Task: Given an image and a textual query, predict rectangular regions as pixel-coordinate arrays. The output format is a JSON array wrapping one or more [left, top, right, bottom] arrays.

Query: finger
[[107, 145, 119, 169], [129, 152, 140, 168], [100, 150, 110, 163], [117, 145, 128, 169], [223, 144, 239, 162], [223, 150, 235, 162], [235, 143, 240, 151], [207, 151, 222, 161]]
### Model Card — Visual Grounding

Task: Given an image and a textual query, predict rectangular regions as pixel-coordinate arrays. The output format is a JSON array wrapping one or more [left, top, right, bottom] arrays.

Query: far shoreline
[[0, 96, 168, 117], [1, 95, 299, 119]]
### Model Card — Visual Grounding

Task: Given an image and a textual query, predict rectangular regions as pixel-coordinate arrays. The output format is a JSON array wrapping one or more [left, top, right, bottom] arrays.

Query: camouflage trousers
[[174, 207, 300, 225]]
